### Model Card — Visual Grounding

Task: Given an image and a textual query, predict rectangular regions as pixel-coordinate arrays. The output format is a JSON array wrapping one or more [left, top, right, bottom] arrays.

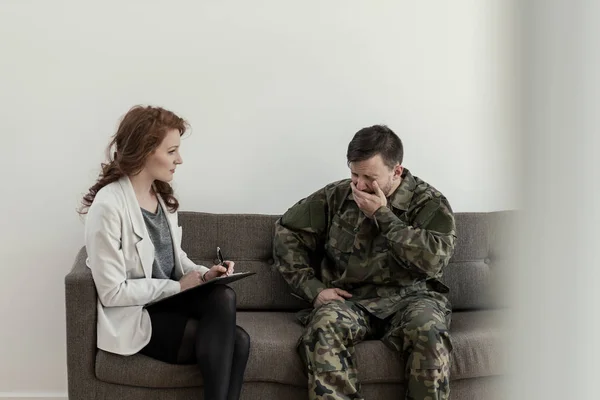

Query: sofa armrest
[[65, 246, 99, 397]]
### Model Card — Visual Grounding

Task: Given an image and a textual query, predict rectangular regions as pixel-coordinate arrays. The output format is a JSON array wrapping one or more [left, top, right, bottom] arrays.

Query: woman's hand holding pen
[[203, 261, 235, 281]]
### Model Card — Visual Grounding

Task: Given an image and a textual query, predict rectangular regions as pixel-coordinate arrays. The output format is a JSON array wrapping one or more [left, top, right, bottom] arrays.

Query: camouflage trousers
[[297, 293, 452, 400]]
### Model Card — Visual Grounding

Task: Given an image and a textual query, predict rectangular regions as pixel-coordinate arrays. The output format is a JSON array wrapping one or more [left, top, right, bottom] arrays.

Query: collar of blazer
[[117, 176, 180, 278]]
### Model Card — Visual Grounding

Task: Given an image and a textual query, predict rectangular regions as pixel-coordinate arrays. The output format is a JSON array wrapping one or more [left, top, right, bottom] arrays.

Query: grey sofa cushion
[[178, 211, 515, 311], [95, 309, 507, 388]]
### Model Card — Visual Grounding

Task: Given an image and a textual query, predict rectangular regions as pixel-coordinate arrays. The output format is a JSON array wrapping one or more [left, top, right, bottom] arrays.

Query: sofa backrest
[[179, 211, 515, 311]]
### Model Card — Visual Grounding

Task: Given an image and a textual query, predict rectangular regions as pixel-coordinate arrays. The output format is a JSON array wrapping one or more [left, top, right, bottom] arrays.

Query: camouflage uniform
[[273, 169, 456, 400]]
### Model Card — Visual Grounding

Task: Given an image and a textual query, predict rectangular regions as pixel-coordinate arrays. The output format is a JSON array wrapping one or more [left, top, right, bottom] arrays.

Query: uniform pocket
[[327, 215, 355, 253]]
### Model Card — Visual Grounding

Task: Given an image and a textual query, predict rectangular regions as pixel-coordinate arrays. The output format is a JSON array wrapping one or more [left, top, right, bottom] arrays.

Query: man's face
[[349, 154, 403, 197]]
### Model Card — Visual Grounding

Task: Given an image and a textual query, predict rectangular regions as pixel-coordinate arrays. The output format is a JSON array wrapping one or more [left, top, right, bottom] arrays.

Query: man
[[273, 125, 456, 400]]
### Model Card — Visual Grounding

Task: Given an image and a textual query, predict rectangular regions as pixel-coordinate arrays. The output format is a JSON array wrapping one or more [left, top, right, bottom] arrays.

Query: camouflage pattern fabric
[[297, 293, 451, 400], [273, 168, 457, 399]]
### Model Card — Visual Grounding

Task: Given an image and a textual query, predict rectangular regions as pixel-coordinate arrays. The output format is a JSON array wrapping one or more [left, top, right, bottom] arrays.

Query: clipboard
[[145, 271, 256, 308]]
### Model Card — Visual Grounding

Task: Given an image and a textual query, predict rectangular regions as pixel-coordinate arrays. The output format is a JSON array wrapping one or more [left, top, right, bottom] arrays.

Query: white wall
[[0, 1, 517, 397]]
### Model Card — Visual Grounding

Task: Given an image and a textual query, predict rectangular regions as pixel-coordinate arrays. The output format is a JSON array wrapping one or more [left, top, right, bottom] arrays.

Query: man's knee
[[298, 301, 363, 368], [386, 313, 452, 367], [298, 302, 365, 383], [302, 302, 356, 340], [404, 311, 444, 335]]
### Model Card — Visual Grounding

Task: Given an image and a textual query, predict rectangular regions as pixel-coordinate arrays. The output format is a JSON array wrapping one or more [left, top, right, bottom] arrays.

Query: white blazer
[[84, 176, 209, 355]]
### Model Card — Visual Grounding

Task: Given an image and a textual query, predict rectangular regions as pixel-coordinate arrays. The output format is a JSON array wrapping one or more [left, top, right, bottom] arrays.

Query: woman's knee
[[197, 285, 236, 311], [210, 284, 236, 303], [188, 285, 237, 318]]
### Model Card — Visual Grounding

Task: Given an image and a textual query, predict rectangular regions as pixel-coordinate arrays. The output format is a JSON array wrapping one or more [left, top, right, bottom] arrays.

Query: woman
[[80, 105, 249, 400]]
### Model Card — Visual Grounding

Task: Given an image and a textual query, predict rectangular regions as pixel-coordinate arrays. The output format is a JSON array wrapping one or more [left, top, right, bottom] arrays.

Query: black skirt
[[139, 288, 198, 364]]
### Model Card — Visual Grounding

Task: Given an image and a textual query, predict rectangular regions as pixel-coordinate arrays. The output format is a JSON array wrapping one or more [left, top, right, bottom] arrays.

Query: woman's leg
[[226, 326, 250, 400], [186, 285, 238, 400], [178, 321, 250, 400]]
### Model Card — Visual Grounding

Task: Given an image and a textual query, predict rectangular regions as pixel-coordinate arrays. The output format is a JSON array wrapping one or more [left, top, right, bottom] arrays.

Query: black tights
[[178, 285, 250, 400], [142, 285, 250, 400]]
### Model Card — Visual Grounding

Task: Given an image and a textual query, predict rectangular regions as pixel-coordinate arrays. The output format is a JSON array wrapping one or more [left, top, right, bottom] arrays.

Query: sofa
[[65, 211, 512, 399]]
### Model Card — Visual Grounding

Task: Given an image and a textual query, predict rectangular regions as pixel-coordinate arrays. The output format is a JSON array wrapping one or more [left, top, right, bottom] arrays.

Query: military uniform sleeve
[[373, 195, 456, 278], [273, 189, 329, 303]]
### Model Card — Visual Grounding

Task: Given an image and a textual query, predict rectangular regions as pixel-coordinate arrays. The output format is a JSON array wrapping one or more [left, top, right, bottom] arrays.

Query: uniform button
[[353, 227, 360, 233], [268, 258, 274, 265], [213, 258, 220, 265], [484, 257, 492, 265]]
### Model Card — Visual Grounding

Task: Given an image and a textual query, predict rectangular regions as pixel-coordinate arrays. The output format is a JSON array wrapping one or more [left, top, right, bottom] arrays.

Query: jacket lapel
[[118, 176, 154, 278]]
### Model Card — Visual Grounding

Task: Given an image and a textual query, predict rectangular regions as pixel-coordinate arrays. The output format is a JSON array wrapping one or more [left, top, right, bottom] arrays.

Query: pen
[[217, 247, 229, 276]]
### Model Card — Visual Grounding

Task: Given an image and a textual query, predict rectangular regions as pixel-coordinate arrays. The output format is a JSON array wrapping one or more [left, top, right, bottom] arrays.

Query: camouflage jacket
[[273, 169, 457, 319]]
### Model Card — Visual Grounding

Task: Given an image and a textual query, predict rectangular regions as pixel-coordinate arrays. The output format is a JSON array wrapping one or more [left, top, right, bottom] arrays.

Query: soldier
[[273, 125, 456, 400]]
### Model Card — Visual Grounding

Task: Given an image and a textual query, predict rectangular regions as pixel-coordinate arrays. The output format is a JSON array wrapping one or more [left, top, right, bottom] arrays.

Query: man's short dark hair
[[346, 125, 403, 169]]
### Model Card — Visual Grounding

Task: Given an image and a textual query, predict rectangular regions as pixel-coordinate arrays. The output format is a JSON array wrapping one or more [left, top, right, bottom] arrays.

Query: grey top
[[141, 204, 175, 280]]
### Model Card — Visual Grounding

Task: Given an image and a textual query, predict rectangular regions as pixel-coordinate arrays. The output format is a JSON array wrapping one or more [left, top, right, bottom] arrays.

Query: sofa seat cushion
[[95, 310, 507, 388]]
